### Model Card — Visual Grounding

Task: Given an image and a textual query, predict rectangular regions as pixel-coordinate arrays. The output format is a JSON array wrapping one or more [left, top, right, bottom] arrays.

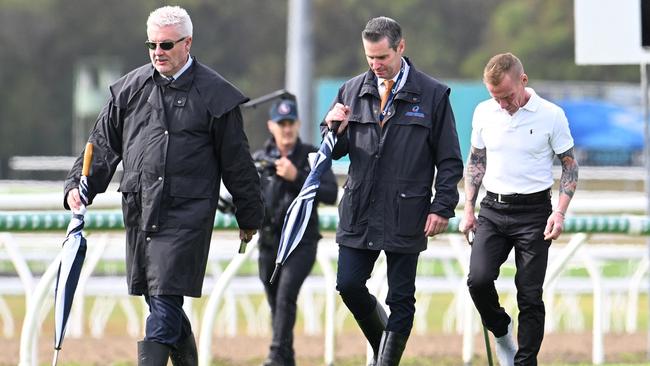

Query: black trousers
[[336, 245, 419, 336], [143, 294, 192, 348], [467, 196, 552, 366], [258, 240, 317, 362]]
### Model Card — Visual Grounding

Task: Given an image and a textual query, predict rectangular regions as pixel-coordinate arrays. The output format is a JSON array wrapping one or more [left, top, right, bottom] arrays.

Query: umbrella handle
[[238, 240, 247, 254], [82, 143, 93, 177], [466, 230, 475, 246], [330, 121, 341, 135]]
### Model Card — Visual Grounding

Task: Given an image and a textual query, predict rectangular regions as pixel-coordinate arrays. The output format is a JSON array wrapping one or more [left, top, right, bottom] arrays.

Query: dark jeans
[[336, 245, 419, 336], [467, 197, 552, 366], [258, 240, 317, 362], [143, 294, 192, 348]]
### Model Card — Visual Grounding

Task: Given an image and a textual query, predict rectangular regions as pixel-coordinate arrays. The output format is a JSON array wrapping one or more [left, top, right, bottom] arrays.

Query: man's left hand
[[424, 213, 448, 237], [543, 211, 564, 240]]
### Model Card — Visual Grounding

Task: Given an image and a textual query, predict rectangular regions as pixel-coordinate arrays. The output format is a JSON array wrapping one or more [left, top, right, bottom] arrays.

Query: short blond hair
[[483, 53, 524, 85]]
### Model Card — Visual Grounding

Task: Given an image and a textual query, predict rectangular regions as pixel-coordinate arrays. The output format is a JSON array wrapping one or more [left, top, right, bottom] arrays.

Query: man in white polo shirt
[[460, 52, 579, 366]]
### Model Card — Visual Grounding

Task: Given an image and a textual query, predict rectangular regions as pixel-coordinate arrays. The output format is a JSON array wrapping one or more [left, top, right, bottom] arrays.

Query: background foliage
[[0, 0, 640, 178]]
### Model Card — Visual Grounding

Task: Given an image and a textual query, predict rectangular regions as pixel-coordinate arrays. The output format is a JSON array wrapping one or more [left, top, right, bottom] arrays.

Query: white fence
[[1, 230, 647, 366]]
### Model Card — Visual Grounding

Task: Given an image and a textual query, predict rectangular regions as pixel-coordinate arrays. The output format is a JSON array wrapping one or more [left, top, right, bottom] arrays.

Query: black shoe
[[262, 353, 296, 366], [356, 301, 388, 365], [170, 334, 198, 366], [261, 358, 281, 366], [261, 358, 294, 366], [376, 331, 408, 366], [138, 340, 170, 366]]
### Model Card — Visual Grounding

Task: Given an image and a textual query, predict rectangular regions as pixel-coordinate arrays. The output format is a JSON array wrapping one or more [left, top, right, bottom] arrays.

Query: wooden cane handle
[[82, 143, 93, 177]]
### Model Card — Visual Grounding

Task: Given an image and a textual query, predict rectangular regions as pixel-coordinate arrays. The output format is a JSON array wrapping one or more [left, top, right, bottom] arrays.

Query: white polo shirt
[[471, 87, 574, 194]]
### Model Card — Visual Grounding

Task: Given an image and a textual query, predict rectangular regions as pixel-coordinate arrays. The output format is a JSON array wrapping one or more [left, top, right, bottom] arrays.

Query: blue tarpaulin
[[557, 99, 644, 150]]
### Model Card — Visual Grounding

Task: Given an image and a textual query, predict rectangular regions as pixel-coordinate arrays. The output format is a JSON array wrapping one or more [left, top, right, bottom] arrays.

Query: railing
[[0, 211, 648, 366], [2, 210, 650, 233]]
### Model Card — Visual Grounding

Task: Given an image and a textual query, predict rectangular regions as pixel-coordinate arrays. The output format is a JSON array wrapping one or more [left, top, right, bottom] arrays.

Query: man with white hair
[[64, 6, 263, 365]]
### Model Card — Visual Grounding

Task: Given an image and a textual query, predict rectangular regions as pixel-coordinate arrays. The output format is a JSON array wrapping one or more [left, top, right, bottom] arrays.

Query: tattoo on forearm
[[558, 147, 578, 198], [465, 148, 486, 204]]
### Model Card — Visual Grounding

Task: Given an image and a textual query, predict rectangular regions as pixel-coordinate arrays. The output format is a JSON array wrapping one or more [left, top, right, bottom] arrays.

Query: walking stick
[[482, 324, 494, 366], [466, 229, 494, 366]]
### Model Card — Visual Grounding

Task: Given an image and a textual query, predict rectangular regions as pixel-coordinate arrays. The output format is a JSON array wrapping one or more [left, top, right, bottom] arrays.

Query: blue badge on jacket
[[405, 105, 425, 118]]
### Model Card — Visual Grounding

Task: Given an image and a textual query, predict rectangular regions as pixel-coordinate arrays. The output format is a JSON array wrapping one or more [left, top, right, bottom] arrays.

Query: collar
[[520, 87, 540, 112], [151, 56, 195, 92], [377, 57, 409, 91], [171, 55, 193, 80]]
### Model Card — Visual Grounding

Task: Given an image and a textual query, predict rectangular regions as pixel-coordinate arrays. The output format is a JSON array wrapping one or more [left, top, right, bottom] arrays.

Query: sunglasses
[[145, 37, 186, 51]]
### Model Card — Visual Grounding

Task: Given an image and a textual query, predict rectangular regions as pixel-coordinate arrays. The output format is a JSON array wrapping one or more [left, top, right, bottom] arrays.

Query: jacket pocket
[[392, 115, 431, 129], [118, 171, 140, 193], [118, 171, 141, 227], [396, 186, 430, 237], [338, 179, 367, 232], [167, 176, 215, 228]]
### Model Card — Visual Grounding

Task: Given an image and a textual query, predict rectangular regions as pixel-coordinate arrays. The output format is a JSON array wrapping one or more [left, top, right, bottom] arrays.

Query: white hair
[[147, 6, 193, 37]]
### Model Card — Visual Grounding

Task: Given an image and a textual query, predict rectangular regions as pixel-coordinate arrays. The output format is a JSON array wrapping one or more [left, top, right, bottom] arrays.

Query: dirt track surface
[[4, 332, 648, 365]]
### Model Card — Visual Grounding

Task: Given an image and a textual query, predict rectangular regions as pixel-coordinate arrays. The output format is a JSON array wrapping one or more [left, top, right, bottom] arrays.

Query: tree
[[459, 0, 638, 81], [0, 0, 642, 178]]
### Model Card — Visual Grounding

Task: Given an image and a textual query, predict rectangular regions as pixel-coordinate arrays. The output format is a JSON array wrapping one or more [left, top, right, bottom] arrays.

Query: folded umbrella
[[52, 143, 93, 366], [270, 122, 339, 284]]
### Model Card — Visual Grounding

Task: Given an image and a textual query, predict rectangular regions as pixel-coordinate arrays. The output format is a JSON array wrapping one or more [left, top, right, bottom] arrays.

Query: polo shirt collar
[[520, 87, 540, 112]]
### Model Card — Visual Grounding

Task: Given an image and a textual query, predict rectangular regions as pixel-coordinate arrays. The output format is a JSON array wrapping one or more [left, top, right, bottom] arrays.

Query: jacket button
[[146, 237, 151, 242], [164, 131, 168, 135], [151, 225, 157, 229], [158, 177, 163, 181], [368, 241, 374, 247]]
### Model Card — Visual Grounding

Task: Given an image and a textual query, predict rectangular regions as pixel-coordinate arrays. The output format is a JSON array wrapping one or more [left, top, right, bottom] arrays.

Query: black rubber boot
[[261, 343, 295, 366], [356, 302, 388, 366], [138, 340, 170, 366], [261, 353, 295, 366], [170, 334, 198, 366], [260, 359, 283, 366], [376, 331, 409, 366]]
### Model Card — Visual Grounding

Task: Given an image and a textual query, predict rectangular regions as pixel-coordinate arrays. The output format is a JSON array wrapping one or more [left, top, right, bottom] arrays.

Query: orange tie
[[380, 79, 395, 111]]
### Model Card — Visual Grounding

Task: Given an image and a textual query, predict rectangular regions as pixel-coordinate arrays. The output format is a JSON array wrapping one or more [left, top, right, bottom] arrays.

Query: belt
[[485, 189, 551, 204]]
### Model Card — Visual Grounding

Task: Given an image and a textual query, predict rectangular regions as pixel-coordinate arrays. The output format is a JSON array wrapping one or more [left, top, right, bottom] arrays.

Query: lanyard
[[379, 62, 405, 122]]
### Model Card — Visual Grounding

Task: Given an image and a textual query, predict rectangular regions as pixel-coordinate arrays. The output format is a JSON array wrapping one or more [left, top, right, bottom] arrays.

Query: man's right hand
[[325, 103, 350, 135], [66, 188, 82, 211], [239, 229, 257, 243]]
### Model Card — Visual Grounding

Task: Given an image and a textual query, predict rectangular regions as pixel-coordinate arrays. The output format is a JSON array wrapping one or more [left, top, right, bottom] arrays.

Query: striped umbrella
[[52, 143, 93, 365], [270, 123, 339, 284]]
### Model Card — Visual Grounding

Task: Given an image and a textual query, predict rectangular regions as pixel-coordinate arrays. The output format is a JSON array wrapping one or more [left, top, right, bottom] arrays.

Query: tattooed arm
[[460, 146, 486, 236], [544, 147, 579, 240], [557, 147, 579, 209]]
